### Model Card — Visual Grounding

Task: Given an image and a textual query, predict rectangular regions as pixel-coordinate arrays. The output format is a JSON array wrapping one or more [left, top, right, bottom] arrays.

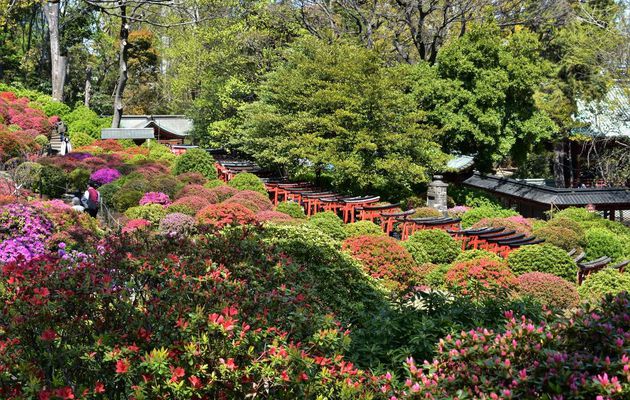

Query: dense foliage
[[507, 243, 578, 282], [517, 272, 580, 309], [404, 229, 461, 264], [172, 148, 216, 179]]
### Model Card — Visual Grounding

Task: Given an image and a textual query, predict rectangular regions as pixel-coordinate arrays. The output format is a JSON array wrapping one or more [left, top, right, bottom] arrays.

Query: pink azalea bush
[[139, 191, 171, 206]]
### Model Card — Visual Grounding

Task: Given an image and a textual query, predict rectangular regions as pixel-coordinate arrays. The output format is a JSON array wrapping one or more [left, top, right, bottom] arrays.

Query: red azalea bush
[[0, 227, 389, 399], [0, 127, 38, 161], [169, 195, 210, 214], [121, 218, 152, 234], [0, 92, 52, 134], [342, 235, 418, 291], [90, 139, 124, 152], [223, 190, 273, 212], [401, 293, 630, 399], [445, 258, 518, 299], [208, 185, 239, 202], [176, 184, 220, 203], [196, 203, 257, 229], [517, 272, 580, 309]]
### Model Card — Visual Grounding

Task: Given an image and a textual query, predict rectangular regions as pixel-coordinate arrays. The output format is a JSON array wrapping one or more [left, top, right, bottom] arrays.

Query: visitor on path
[[71, 197, 85, 212], [82, 184, 101, 218]]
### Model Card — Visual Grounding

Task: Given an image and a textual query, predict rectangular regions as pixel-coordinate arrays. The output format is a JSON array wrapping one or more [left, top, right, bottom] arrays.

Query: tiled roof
[[119, 115, 193, 137], [573, 85, 630, 138], [463, 173, 630, 206]]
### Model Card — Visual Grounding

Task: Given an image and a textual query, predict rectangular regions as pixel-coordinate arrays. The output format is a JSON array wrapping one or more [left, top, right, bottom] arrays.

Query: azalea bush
[[585, 227, 626, 262], [577, 269, 630, 302], [275, 201, 306, 219], [196, 203, 257, 229], [533, 224, 583, 251], [223, 190, 273, 212], [306, 211, 348, 241], [89, 167, 121, 186], [342, 235, 419, 291], [159, 212, 196, 236], [401, 292, 630, 398], [507, 244, 578, 282], [0, 203, 52, 263], [461, 206, 519, 228], [453, 249, 502, 263], [176, 184, 219, 202], [517, 272, 580, 309], [445, 258, 517, 299], [344, 220, 385, 238], [124, 204, 167, 225], [208, 185, 240, 202], [168, 195, 210, 215], [227, 172, 267, 194], [472, 216, 533, 235], [172, 148, 216, 179], [254, 210, 295, 223], [404, 229, 461, 264], [139, 191, 171, 206]]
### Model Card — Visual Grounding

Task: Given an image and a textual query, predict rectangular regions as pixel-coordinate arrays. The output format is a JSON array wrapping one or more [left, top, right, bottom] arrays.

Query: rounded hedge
[[227, 172, 267, 194], [507, 244, 577, 282], [342, 235, 417, 291], [344, 220, 385, 238], [405, 229, 461, 264], [254, 210, 295, 224], [453, 249, 503, 264], [307, 211, 347, 241], [517, 272, 579, 310], [196, 203, 257, 229], [113, 190, 143, 212], [176, 184, 220, 203], [552, 207, 600, 222], [169, 196, 210, 214], [39, 165, 67, 198], [533, 225, 582, 252], [445, 258, 517, 299], [471, 216, 532, 235], [159, 212, 196, 236], [223, 190, 273, 212], [124, 204, 167, 225], [584, 227, 625, 262], [14, 161, 42, 190], [411, 207, 442, 218], [208, 185, 239, 202], [577, 269, 630, 302], [401, 240, 431, 264], [172, 148, 216, 179], [149, 175, 182, 198], [276, 201, 307, 219], [546, 217, 585, 238], [204, 179, 225, 189], [177, 172, 207, 186]]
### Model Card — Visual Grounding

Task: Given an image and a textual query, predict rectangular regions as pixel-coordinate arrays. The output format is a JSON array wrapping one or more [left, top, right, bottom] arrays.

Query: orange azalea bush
[[196, 203, 257, 229], [342, 235, 419, 291]]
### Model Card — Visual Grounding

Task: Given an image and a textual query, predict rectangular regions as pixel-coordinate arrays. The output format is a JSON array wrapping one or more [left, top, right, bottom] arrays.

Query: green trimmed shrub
[[577, 269, 630, 302], [453, 249, 502, 263], [113, 190, 143, 212], [165, 203, 195, 216], [405, 229, 461, 264], [517, 272, 580, 310], [307, 211, 347, 241], [42, 100, 71, 117], [424, 264, 451, 289], [68, 168, 90, 193], [584, 227, 625, 262], [507, 244, 577, 282], [204, 179, 225, 189], [446, 258, 517, 299], [533, 225, 583, 252], [39, 165, 67, 198], [124, 204, 167, 225], [276, 201, 307, 219], [461, 206, 519, 228], [149, 175, 183, 198], [173, 148, 216, 179], [69, 131, 96, 148], [551, 207, 600, 222], [34, 134, 49, 147], [228, 172, 267, 194], [546, 217, 585, 238], [344, 220, 384, 238], [147, 142, 176, 165], [98, 182, 121, 206], [401, 240, 431, 264]]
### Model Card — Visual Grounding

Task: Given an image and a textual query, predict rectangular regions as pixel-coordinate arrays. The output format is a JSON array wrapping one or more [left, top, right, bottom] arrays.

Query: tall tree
[[43, 0, 67, 101]]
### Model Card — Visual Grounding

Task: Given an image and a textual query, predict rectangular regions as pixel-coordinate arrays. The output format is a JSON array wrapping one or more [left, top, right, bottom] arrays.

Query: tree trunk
[[111, 1, 129, 128], [84, 66, 92, 107], [553, 140, 566, 188], [44, 0, 67, 101]]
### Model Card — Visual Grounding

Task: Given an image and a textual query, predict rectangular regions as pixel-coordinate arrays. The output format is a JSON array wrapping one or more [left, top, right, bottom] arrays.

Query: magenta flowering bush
[[0, 203, 53, 263], [139, 191, 171, 206], [399, 293, 630, 399], [89, 167, 121, 186]]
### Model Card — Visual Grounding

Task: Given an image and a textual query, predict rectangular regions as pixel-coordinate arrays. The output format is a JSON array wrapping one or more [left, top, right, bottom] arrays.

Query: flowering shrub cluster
[[445, 258, 517, 299], [224, 190, 273, 212], [0, 203, 52, 263], [254, 210, 294, 223], [227, 172, 267, 194], [344, 220, 385, 238], [399, 293, 630, 399], [578, 269, 630, 302], [159, 212, 196, 236], [342, 235, 418, 291], [405, 229, 461, 264], [89, 167, 121, 186], [139, 191, 171, 206], [472, 216, 533, 235], [517, 272, 580, 309], [196, 203, 257, 229]]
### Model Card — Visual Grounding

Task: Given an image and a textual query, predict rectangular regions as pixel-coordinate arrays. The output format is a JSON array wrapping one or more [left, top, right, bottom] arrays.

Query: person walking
[[82, 184, 101, 218]]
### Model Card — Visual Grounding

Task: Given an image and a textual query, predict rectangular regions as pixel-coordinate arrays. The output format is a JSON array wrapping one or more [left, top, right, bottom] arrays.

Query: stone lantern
[[427, 175, 448, 214]]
